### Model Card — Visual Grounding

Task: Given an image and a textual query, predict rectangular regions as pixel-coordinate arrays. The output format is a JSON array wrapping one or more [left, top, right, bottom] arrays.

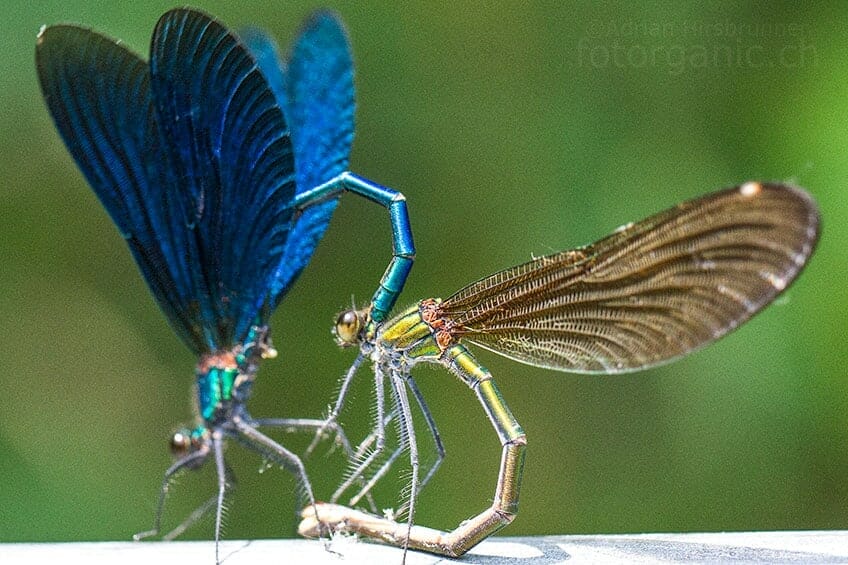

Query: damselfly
[[36, 8, 414, 561], [299, 182, 818, 558]]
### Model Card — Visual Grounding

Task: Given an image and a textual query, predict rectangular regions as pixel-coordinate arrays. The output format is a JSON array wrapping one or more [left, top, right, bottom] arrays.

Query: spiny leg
[[163, 461, 236, 541], [389, 369, 420, 562], [134, 446, 210, 541], [332, 362, 388, 503], [294, 172, 415, 322], [212, 431, 227, 565], [337, 408, 402, 507], [348, 438, 405, 507], [396, 374, 444, 517], [293, 371, 385, 528], [306, 352, 365, 457], [230, 417, 321, 531], [345, 375, 444, 513], [256, 416, 353, 459], [351, 409, 396, 462], [164, 497, 216, 540], [299, 345, 526, 558], [253, 414, 378, 513]]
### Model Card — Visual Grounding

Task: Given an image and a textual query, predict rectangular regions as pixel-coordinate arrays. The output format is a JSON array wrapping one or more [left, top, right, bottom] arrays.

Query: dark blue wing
[[36, 24, 208, 354], [239, 26, 288, 111], [244, 13, 355, 306], [150, 8, 297, 350]]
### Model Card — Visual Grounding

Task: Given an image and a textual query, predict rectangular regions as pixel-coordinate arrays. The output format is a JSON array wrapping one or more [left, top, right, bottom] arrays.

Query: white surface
[[2, 531, 848, 564]]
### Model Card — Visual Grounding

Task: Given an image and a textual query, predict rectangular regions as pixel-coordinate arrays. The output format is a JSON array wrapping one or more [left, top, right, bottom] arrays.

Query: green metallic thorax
[[196, 365, 239, 422], [193, 325, 271, 425], [378, 301, 443, 360]]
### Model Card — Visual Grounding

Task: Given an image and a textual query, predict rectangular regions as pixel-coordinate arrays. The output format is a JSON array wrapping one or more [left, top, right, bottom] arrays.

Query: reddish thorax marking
[[420, 298, 457, 352], [197, 350, 239, 372]]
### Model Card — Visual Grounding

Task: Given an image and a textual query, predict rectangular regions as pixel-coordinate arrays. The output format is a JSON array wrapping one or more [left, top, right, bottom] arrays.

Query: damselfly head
[[169, 426, 208, 468], [169, 428, 193, 457], [334, 309, 366, 346]]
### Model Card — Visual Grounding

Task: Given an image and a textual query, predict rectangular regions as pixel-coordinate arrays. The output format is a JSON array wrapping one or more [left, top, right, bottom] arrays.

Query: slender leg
[[331, 362, 388, 503], [305, 352, 365, 456], [163, 496, 216, 540], [351, 409, 396, 462], [212, 431, 227, 565], [345, 376, 444, 512], [298, 344, 526, 558], [163, 462, 236, 541], [252, 414, 378, 513], [389, 370, 419, 563], [342, 409, 402, 507], [231, 417, 315, 500], [253, 417, 343, 431], [255, 416, 353, 458], [402, 375, 444, 503], [348, 441, 404, 507], [230, 416, 321, 530], [134, 446, 210, 541], [294, 172, 415, 322]]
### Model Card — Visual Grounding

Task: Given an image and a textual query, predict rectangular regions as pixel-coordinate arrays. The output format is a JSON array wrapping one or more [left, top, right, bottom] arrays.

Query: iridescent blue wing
[[36, 25, 208, 354], [244, 13, 355, 305], [239, 26, 288, 109], [150, 8, 297, 349]]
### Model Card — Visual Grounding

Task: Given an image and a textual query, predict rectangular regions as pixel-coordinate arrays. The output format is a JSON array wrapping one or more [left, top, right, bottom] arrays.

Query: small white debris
[[740, 182, 761, 197]]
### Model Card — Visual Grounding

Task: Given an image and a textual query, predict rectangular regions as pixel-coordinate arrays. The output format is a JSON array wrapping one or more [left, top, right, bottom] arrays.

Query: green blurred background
[[1, 0, 846, 548]]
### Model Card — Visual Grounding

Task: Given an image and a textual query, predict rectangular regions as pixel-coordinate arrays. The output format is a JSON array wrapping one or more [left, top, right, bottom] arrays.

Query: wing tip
[[749, 180, 821, 252]]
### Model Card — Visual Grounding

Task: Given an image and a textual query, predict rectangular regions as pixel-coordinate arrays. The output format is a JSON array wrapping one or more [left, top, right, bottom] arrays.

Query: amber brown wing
[[440, 182, 820, 373]]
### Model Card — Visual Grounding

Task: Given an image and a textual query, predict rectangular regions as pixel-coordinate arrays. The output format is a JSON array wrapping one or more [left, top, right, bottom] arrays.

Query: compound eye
[[169, 429, 193, 457], [335, 310, 361, 345]]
